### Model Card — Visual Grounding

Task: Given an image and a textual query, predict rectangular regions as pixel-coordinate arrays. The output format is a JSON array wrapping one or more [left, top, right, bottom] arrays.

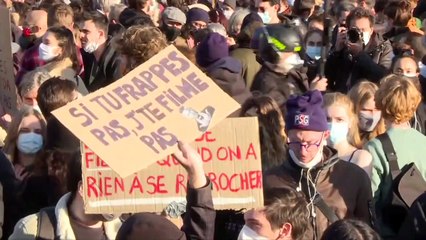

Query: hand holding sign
[[173, 141, 207, 189]]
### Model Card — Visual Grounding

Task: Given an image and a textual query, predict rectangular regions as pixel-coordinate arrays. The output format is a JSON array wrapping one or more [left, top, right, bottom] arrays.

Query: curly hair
[[115, 25, 168, 70], [377, 74, 421, 124]]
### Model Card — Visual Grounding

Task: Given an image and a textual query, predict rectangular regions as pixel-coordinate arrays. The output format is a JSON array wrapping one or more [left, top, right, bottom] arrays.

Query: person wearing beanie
[[263, 90, 374, 239], [196, 32, 251, 115], [222, 0, 236, 19], [160, 7, 187, 43], [186, 7, 210, 30], [116, 142, 216, 240], [251, 24, 327, 113]]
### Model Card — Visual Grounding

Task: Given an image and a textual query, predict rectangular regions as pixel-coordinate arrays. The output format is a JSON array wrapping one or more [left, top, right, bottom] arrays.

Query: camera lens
[[347, 28, 360, 43]]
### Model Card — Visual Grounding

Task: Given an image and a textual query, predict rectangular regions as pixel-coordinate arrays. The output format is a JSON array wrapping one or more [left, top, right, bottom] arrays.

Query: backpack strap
[[299, 173, 340, 223], [377, 133, 400, 172], [313, 193, 340, 223], [36, 207, 57, 240]]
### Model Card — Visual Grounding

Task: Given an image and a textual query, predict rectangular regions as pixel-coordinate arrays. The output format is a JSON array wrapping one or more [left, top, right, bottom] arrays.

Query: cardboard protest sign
[[82, 117, 263, 214], [0, 7, 18, 114], [53, 45, 241, 177]]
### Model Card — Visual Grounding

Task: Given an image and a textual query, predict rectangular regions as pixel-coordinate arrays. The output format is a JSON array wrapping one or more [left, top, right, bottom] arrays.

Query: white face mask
[[223, 9, 233, 19], [238, 225, 269, 240], [359, 111, 381, 132], [83, 41, 100, 54], [403, 72, 417, 78], [38, 43, 59, 61], [362, 31, 371, 45], [24, 104, 41, 113], [289, 137, 325, 169], [306, 46, 321, 60], [281, 53, 304, 73]]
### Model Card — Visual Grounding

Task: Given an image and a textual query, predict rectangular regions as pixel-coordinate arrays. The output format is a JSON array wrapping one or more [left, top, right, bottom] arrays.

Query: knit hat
[[187, 7, 210, 24], [196, 32, 229, 68], [163, 7, 186, 25], [116, 213, 186, 240], [285, 90, 328, 131], [46, 116, 80, 152], [224, 0, 236, 10]]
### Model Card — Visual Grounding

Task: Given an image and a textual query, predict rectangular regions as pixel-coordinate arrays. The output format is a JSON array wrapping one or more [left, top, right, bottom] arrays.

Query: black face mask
[[18, 35, 37, 50], [161, 24, 181, 43]]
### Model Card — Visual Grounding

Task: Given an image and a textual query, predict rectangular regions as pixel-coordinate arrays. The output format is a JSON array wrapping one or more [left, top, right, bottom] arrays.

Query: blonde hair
[[324, 92, 362, 148], [348, 81, 386, 143], [376, 74, 421, 124], [3, 107, 47, 165], [240, 95, 287, 171]]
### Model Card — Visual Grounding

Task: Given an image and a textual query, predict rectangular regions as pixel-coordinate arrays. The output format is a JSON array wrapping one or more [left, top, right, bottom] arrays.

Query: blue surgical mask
[[17, 132, 43, 154], [258, 12, 271, 24], [306, 46, 321, 60], [327, 122, 349, 146]]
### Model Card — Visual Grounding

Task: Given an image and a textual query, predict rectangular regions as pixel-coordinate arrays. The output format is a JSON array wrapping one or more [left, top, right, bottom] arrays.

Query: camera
[[347, 27, 362, 43]]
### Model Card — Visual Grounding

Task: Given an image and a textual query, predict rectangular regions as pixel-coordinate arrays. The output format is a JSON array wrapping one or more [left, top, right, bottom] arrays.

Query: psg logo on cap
[[294, 114, 310, 127]]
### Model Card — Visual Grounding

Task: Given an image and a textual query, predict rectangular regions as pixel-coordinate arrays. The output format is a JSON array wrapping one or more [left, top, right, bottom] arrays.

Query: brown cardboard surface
[[0, 8, 18, 115], [82, 117, 263, 214], [53, 45, 241, 177]]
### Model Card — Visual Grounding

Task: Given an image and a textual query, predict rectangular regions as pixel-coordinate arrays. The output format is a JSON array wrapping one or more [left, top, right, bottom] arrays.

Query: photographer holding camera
[[325, 7, 393, 93]]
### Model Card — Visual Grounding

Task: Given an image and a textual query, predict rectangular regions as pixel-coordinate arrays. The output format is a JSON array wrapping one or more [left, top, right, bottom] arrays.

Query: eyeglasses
[[288, 135, 324, 153]]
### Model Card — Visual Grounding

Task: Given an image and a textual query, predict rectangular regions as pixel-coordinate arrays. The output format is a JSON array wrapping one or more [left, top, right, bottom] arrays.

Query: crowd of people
[[0, 0, 426, 239]]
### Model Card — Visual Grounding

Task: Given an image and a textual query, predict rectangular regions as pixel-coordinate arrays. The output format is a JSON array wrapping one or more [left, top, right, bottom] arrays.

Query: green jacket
[[366, 127, 426, 236], [230, 47, 261, 89]]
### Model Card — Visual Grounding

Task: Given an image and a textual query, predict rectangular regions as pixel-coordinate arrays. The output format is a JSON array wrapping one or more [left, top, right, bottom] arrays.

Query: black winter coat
[[325, 32, 393, 93], [251, 64, 309, 113], [82, 38, 123, 92], [205, 57, 252, 116]]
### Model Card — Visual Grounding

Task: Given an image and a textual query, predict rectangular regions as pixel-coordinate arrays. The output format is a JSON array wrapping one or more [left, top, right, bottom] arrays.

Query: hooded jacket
[[263, 147, 374, 239], [204, 57, 252, 115], [251, 63, 310, 114], [9, 193, 122, 240], [230, 47, 261, 89], [325, 32, 393, 93]]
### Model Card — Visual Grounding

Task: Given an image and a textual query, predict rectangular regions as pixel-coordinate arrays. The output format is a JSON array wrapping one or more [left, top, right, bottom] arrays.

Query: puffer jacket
[[325, 31, 393, 93], [9, 193, 122, 240], [263, 147, 374, 239], [251, 63, 309, 114]]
